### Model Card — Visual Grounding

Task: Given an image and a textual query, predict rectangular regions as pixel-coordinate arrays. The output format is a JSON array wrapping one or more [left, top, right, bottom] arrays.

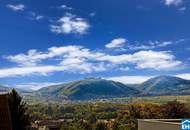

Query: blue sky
[[0, 0, 190, 90]]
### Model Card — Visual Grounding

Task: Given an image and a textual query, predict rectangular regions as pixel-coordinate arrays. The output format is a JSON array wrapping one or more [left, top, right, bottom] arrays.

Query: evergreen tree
[[8, 89, 31, 130]]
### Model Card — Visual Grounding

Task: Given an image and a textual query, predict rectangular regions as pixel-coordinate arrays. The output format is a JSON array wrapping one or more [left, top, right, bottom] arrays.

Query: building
[[0, 93, 12, 130], [138, 119, 181, 130]]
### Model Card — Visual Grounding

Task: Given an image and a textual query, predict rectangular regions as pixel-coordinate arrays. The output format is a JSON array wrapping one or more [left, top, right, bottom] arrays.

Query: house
[[0, 93, 12, 130]]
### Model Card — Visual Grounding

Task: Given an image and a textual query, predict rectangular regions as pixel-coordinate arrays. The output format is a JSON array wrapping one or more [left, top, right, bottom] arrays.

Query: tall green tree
[[8, 89, 31, 130]]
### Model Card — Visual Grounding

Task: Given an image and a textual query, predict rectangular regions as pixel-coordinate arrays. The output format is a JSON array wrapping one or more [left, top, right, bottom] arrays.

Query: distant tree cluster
[[116, 101, 190, 130], [28, 100, 190, 130]]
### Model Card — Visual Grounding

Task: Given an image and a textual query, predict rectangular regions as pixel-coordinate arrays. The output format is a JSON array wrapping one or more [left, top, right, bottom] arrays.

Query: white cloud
[[3, 46, 107, 77], [60, 5, 73, 10], [98, 50, 182, 70], [7, 4, 25, 11], [60, 58, 85, 65], [0, 64, 106, 78], [7, 46, 180, 71], [176, 73, 190, 80], [106, 39, 182, 52], [14, 82, 64, 90], [164, 0, 183, 6], [0, 66, 65, 78], [158, 41, 173, 47], [106, 38, 127, 48], [130, 51, 182, 70], [119, 67, 130, 71], [106, 75, 153, 84], [178, 7, 186, 12], [106, 73, 190, 84], [28, 12, 44, 21], [50, 13, 90, 35], [36, 16, 44, 20], [2, 45, 182, 78], [6, 49, 47, 66], [6, 46, 92, 67], [128, 41, 173, 50], [124, 39, 186, 51]]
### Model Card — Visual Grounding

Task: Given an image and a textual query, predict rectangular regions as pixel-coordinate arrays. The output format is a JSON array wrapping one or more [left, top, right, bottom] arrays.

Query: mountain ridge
[[36, 78, 140, 100], [136, 75, 190, 96], [36, 75, 190, 100]]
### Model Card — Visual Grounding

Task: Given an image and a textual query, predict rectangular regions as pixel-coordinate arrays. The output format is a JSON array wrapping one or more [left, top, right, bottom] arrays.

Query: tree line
[[7, 90, 190, 130]]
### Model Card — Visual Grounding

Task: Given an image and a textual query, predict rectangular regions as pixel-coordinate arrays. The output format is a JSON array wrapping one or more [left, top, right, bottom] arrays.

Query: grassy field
[[110, 95, 190, 104]]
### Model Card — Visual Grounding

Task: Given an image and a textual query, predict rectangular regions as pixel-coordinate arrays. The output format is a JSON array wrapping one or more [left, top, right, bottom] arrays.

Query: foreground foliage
[[8, 89, 31, 130]]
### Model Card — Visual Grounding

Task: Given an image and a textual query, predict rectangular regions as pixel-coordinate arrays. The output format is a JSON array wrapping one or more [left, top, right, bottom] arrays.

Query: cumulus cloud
[[2, 45, 182, 78], [164, 0, 183, 6], [131, 51, 182, 70], [98, 50, 182, 70], [106, 38, 127, 48], [6, 49, 47, 66], [6, 46, 96, 67], [50, 13, 90, 35], [7, 4, 25, 11]]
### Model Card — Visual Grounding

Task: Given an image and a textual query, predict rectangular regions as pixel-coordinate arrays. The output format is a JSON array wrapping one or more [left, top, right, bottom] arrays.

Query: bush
[[95, 122, 108, 130], [161, 100, 190, 119], [117, 103, 162, 130]]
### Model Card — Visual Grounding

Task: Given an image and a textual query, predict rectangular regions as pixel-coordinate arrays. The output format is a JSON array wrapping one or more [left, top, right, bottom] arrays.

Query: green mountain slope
[[137, 76, 190, 95], [36, 78, 140, 100]]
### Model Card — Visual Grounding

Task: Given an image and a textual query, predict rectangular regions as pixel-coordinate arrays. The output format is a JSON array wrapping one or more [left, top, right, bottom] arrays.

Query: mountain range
[[0, 85, 32, 94], [0, 85, 10, 92], [1, 76, 190, 101]]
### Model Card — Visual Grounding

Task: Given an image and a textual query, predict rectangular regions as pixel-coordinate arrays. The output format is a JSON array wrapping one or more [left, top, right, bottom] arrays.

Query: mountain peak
[[138, 75, 190, 95]]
